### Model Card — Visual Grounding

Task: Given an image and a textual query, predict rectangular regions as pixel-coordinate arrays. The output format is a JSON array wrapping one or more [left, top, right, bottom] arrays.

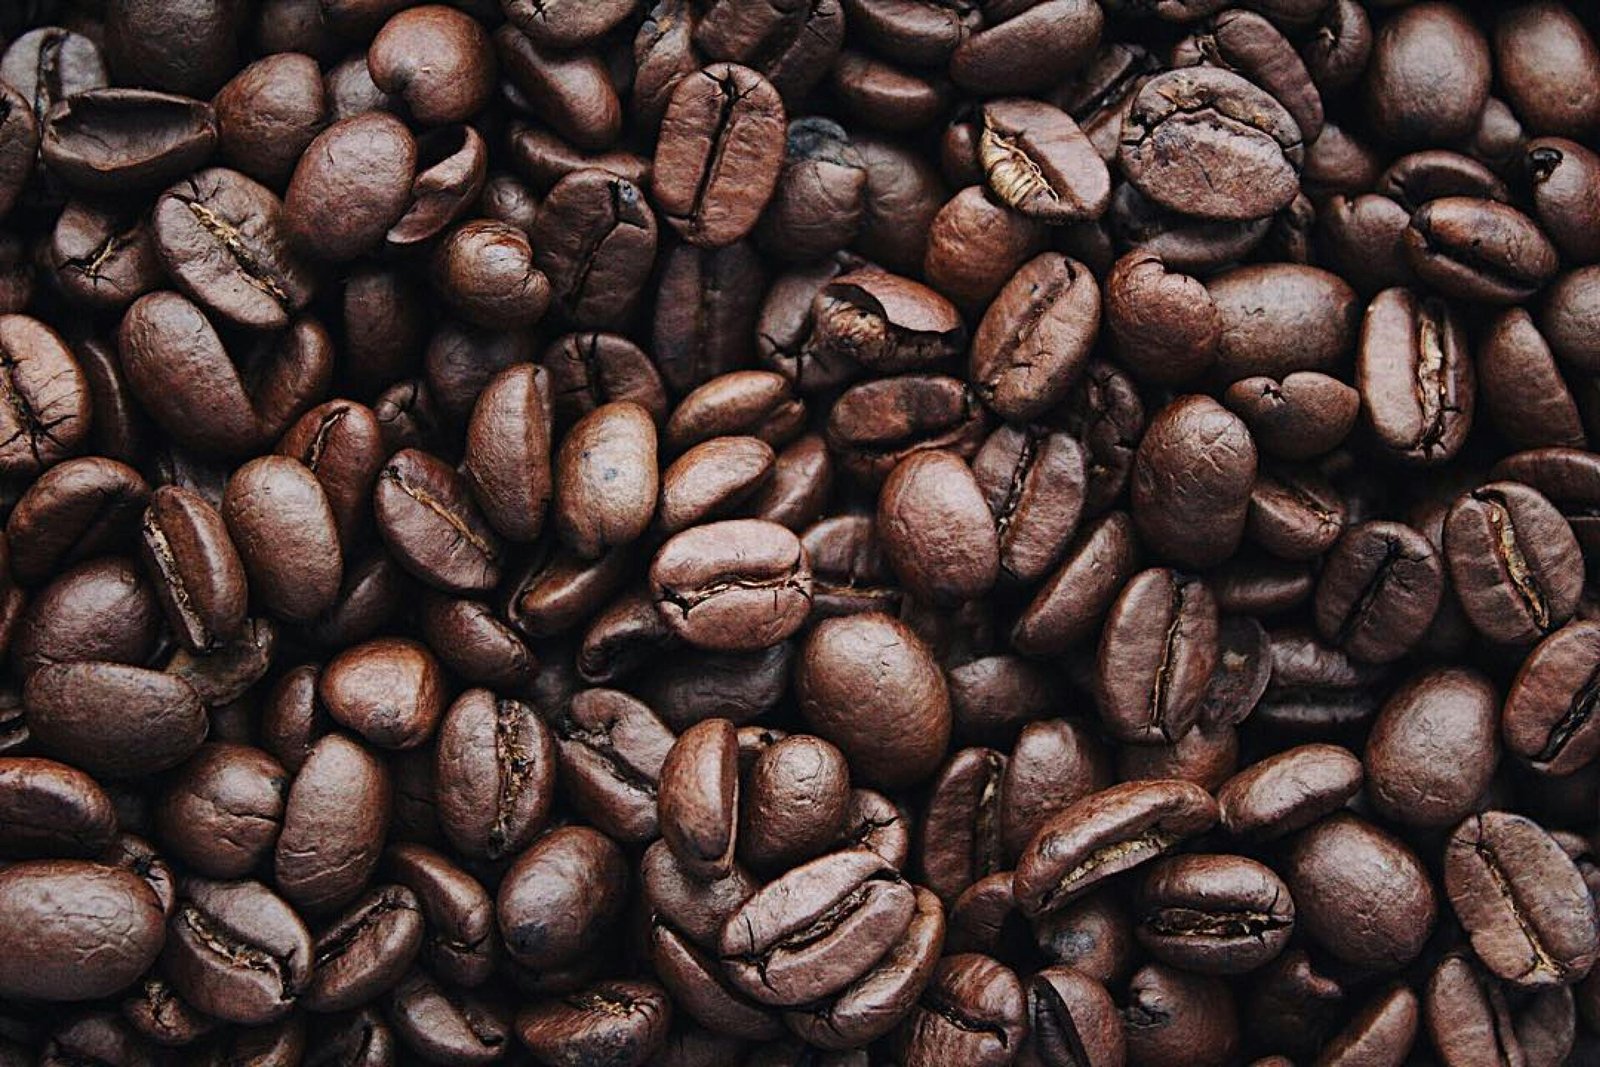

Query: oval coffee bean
[[653, 64, 786, 248], [375, 448, 504, 594], [164, 877, 312, 1025], [1096, 568, 1219, 746], [650, 519, 813, 651], [1286, 813, 1436, 971], [274, 734, 390, 915], [0, 860, 164, 1002], [434, 689, 555, 863], [1014, 780, 1219, 918], [139, 485, 247, 653], [1444, 811, 1600, 988], [24, 662, 206, 777], [222, 456, 342, 623], [1444, 481, 1582, 646], [720, 848, 916, 1007], [1504, 621, 1600, 775], [1135, 853, 1295, 975], [1132, 396, 1256, 569], [970, 253, 1100, 423], [41, 88, 217, 192], [1313, 520, 1443, 664]]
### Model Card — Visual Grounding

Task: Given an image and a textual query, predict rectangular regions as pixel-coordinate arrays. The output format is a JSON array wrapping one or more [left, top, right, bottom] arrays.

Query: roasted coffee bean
[[41, 89, 217, 193], [156, 743, 287, 880], [1444, 481, 1582, 646], [654, 64, 786, 248], [1014, 780, 1220, 918], [1405, 197, 1558, 304], [798, 612, 950, 789], [971, 253, 1100, 424], [1012, 511, 1140, 657], [434, 689, 554, 863], [516, 979, 671, 1067], [223, 456, 342, 624], [1132, 396, 1256, 569], [556, 401, 659, 560], [285, 112, 415, 262], [497, 825, 627, 973], [164, 876, 312, 1025], [274, 734, 390, 915], [1364, 1, 1492, 146], [24, 662, 206, 778], [897, 952, 1028, 1067], [152, 168, 312, 331], [1444, 811, 1600, 988], [1364, 667, 1499, 829], [1358, 289, 1476, 465], [1097, 569, 1218, 746], [1120, 67, 1304, 222], [375, 448, 504, 594], [1217, 744, 1363, 841], [386, 969, 510, 1064], [1504, 621, 1600, 776], [0, 861, 164, 1002], [659, 717, 740, 880], [721, 848, 915, 1007], [651, 519, 812, 651], [1313, 521, 1443, 664], [302, 883, 423, 1012], [810, 269, 963, 375], [1135, 853, 1295, 975], [1286, 813, 1436, 971]]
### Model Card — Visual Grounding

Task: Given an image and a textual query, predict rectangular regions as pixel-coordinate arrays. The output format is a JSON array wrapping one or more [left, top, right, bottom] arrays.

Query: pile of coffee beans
[[4, 0, 1600, 1063]]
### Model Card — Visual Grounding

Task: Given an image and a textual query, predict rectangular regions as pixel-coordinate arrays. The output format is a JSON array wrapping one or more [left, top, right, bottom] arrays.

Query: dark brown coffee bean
[[543, 332, 669, 431], [533, 168, 657, 329], [897, 952, 1028, 1067], [1132, 395, 1257, 569], [516, 980, 671, 1067], [41, 89, 217, 192], [367, 6, 493, 126], [659, 717, 740, 880], [1097, 568, 1219, 746], [212, 52, 327, 188], [950, 0, 1103, 95], [386, 969, 510, 1064], [1494, 1, 1600, 139], [375, 448, 504, 594], [152, 168, 313, 331], [222, 456, 342, 623], [1286, 812, 1436, 971], [1207, 264, 1360, 385], [554, 687, 675, 845], [14, 555, 160, 679], [1224, 373, 1360, 461], [1121, 67, 1304, 221], [556, 401, 659, 559], [810, 268, 964, 375], [971, 253, 1100, 423], [1364, 1, 1491, 146], [1364, 667, 1497, 830], [924, 185, 1045, 313], [1445, 810, 1600, 989], [651, 519, 812, 651], [1014, 780, 1219, 917], [798, 612, 950, 789], [1504, 621, 1600, 776], [1135, 853, 1294, 975], [1313, 521, 1443, 664], [1405, 197, 1559, 305], [302, 884, 424, 1012], [654, 64, 786, 248], [498, 825, 627, 973], [7, 457, 149, 588], [1217, 743, 1362, 841], [721, 847, 915, 1007], [156, 743, 287, 880], [274, 734, 390, 915], [25, 662, 206, 777], [1012, 512, 1140, 658], [0, 860, 164, 1002], [435, 689, 554, 863], [1444, 481, 1582, 646], [0, 314, 89, 477], [285, 112, 416, 262], [979, 98, 1109, 223], [878, 450, 999, 605]]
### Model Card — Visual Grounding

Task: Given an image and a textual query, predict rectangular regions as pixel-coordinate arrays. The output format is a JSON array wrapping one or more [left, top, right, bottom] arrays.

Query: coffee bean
[[1133, 396, 1257, 569], [164, 876, 312, 1025], [24, 662, 206, 777], [0, 861, 163, 1002], [1444, 810, 1600, 988], [651, 519, 813, 651], [971, 253, 1100, 423], [434, 689, 554, 863], [1444, 481, 1582, 645], [1014, 780, 1219, 918], [654, 64, 786, 248], [41, 89, 217, 193], [1121, 68, 1304, 221], [1286, 812, 1436, 971]]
